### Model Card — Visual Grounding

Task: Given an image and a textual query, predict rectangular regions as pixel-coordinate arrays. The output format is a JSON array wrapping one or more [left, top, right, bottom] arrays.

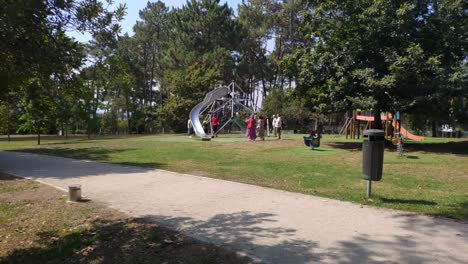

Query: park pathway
[[0, 151, 467, 263]]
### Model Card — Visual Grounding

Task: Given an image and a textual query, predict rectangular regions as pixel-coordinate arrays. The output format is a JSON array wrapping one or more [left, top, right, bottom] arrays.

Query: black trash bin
[[362, 129, 385, 181]]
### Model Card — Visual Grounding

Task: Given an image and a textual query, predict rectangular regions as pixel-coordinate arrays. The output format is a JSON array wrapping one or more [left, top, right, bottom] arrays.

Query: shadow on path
[[146, 211, 322, 263], [3, 210, 466, 264], [322, 210, 468, 263], [144, 211, 468, 263], [389, 212, 468, 243]]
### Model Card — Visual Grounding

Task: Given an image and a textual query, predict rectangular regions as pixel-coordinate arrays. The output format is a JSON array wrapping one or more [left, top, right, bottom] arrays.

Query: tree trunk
[[126, 96, 131, 135], [150, 48, 156, 106], [87, 117, 91, 140], [142, 43, 149, 107], [373, 110, 382, 129], [65, 120, 69, 139], [431, 121, 437, 137], [273, 37, 283, 89], [37, 124, 41, 145], [6, 102, 10, 142]]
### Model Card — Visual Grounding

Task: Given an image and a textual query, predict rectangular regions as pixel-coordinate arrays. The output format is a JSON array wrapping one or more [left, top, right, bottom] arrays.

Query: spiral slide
[[189, 86, 231, 140]]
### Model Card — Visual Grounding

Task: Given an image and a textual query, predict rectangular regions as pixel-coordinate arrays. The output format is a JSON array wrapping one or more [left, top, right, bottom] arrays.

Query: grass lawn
[[0, 134, 467, 220], [0, 173, 252, 263]]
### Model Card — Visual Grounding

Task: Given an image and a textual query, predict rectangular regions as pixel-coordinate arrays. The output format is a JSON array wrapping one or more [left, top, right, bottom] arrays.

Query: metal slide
[[189, 86, 230, 140]]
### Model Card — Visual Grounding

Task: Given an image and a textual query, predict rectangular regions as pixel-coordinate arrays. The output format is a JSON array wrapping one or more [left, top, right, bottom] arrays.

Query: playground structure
[[340, 111, 425, 142], [189, 82, 255, 140]]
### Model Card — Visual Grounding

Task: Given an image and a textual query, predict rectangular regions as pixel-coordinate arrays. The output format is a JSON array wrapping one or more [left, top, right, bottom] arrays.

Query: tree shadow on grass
[[0, 135, 144, 142], [2, 210, 467, 263], [0, 218, 253, 264], [0, 149, 166, 180], [380, 197, 437, 206], [432, 201, 468, 222], [0, 173, 19, 181], [0, 212, 321, 264], [10, 147, 135, 162], [403, 141, 468, 155], [0, 135, 84, 142], [327, 140, 468, 155]]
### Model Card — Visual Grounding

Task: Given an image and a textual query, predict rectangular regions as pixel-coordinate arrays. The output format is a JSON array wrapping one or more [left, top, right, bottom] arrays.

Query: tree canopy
[[1, 0, 466, 138]]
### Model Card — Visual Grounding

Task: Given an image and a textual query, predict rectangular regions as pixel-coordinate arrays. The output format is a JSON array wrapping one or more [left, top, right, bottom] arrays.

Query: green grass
[[0, 134, 467, 220]]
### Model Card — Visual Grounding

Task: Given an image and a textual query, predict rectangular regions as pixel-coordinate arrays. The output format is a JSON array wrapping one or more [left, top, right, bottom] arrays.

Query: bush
[[156, 96, 196, 133], [262, 89, 317, 131]]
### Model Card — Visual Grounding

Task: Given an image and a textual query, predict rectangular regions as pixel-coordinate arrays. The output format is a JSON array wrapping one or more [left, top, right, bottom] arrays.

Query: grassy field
[[0, 174, 252, 263], [0, 134, 467, 220]]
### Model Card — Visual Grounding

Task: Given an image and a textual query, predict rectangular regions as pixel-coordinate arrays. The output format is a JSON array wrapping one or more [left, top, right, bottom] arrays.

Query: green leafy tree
[[159, 0, 241, 131], [294, 0, 467, 130], [0, 0, 125, 142], [133, 1, 169, 109]]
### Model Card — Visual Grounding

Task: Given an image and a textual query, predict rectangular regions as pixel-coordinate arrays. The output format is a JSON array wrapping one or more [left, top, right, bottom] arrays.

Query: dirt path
[[0, 151, 467, 263]]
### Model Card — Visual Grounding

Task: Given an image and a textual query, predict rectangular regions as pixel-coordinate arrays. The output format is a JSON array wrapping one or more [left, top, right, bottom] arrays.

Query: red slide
[[355, 115, 425, 141], [395, 121, 425, 141]]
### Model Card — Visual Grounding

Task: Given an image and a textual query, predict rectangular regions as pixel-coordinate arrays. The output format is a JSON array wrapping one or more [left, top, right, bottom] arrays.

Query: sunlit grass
[[0, 134, 467, 220]]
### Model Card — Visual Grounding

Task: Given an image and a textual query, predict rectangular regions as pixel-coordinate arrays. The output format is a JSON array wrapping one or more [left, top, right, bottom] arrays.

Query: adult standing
[[211, 115, 219, 137], [187, 119, 193, 136], [257, 115, 266, 141], [245, 114, 257, 141], [272, 114, 277, 137], [275, 113, 282, 139]]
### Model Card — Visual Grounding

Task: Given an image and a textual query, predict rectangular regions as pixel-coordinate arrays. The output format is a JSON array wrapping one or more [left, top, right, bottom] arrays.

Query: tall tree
[[133, 1, 169, 109], [158, 0, 241, 131], [237, 0, 273, 97], [294, 0, 467, 129], [0, 0, 125, 142]]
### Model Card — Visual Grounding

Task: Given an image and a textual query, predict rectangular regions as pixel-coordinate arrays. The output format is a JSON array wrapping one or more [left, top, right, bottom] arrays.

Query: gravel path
[[0, 151, 466, 263]]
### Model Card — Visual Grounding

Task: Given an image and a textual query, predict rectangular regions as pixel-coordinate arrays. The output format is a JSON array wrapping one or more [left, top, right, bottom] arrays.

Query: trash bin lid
[[363, 129, 385, 137]]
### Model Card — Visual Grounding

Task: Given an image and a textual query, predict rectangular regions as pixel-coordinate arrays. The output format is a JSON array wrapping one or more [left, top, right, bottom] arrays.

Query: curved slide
[[190, 86, 230, 140]]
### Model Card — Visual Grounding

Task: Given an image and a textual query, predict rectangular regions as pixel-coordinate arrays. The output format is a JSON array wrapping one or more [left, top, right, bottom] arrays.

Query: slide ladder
[[340, 117, 353, 135]]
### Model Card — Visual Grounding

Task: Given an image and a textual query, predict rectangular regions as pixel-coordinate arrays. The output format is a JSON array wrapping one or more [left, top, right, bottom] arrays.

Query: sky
[[69, 0, 242, 42]]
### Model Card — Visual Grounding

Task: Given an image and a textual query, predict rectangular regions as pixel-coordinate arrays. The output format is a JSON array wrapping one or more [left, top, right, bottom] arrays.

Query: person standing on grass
[[275, 113, 282, 139], [257, 115, 266, 141], [211, 115, 219, 137], [202, 120, 209, 133], [272, 114, 277, 137], [187, 119, 193, 136], [245, 114, 257, 141]]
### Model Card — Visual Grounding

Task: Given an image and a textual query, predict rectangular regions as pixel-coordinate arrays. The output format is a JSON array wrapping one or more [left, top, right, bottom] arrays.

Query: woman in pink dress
[[245, 114, 257, 141]]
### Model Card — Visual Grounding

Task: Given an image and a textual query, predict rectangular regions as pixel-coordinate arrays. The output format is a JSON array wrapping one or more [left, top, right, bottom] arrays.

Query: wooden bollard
[[68, 184, 82, 202]]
